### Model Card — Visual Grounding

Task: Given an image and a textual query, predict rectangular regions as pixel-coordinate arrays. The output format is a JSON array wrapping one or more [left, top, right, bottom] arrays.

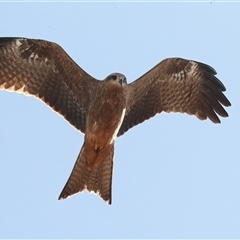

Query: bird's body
[[59, 74, 127, 204], [0, 37, 231, 204], [84, 74, 127, 169]]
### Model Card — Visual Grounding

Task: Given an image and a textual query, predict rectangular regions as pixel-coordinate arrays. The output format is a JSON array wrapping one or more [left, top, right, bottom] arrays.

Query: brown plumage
[[0, 37, 231, 204]]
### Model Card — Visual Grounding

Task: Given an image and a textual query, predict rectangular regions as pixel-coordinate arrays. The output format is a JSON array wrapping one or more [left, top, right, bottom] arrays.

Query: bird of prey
[[0, 37, 231, 204]]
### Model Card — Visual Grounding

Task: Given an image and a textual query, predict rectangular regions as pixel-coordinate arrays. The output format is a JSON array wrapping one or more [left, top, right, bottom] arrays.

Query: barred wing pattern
[[118, 58, 231, 136], [0, 37, 100, 133]]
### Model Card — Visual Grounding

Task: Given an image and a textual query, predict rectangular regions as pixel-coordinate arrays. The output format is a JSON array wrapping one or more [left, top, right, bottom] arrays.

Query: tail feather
[[58, 144, 114, 204]]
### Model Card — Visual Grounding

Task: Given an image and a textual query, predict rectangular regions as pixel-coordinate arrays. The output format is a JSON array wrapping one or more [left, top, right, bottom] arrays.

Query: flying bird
[[0, 37, 231, 204]]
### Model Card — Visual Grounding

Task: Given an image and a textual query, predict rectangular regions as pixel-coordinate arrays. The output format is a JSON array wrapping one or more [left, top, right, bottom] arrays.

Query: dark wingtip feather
[[197, 62, 231, 123], [196, 60, 229, 92], [197, 61, 217, 75]]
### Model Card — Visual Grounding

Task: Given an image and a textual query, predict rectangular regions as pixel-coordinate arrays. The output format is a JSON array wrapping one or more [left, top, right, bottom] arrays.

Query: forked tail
[[58, 144, 114, 204]]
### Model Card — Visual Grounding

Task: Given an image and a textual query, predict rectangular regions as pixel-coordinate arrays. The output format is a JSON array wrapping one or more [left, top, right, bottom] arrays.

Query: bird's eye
[[111, 75, 117, 80]]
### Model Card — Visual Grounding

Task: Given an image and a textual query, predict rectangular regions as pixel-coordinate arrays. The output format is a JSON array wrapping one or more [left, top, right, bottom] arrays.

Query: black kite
[[0, 38, 231, 204]]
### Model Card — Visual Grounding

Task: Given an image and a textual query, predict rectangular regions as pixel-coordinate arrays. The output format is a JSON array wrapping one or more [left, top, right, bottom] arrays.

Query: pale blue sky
[[0, 2, 239, 238]]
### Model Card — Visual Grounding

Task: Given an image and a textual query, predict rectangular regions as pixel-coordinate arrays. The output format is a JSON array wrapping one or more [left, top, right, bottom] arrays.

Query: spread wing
[[118, 58, 231, 136], [0, 37, 100, 133]]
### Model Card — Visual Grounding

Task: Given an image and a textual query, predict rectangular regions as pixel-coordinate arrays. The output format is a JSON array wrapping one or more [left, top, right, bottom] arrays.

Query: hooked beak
[[119, 77, 127, 85]]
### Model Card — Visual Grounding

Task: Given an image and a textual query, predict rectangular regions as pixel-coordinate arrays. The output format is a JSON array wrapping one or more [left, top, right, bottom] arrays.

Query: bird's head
[[105, 73, 127, 86]]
